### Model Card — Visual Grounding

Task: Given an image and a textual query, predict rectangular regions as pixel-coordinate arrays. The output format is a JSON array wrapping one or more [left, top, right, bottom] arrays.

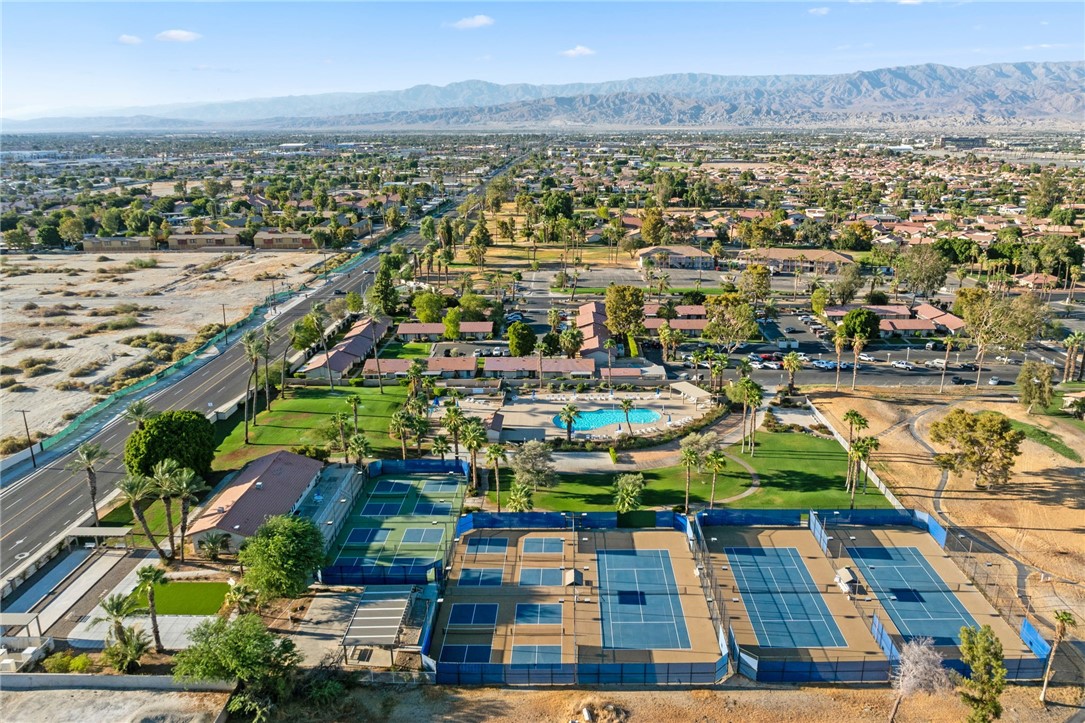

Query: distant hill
[[4, 61, 1082, 132]]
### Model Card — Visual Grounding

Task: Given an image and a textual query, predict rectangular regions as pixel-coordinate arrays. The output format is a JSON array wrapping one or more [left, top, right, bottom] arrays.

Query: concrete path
[[28, 549, 125, 635]]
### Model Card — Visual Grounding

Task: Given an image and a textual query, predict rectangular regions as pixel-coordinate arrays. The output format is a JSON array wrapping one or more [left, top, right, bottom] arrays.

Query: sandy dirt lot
[[3, 689, 230, 723], [317, 683, 1081, 723], [0, 250, 322, 440]]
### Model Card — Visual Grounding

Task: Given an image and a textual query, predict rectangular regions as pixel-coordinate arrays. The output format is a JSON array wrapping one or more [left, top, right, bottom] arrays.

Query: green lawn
[[214, 385, 409, 471], [486, 431, 890, 512], [379, 341, 432, 359], [1006, 418, 1082, 462], [101, 499, 170, 547], [130, 581, 229, 616]]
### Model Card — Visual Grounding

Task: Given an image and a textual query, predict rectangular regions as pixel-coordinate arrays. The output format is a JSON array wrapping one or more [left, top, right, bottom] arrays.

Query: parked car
[[796, 353, 810, 362], [924, 340, 942, 351], [995, 355, 1018, 364], [959, 362, 979, 371], [472, 349, 484, 357], [783, 326, 798, 333], [988, 376, 1001, 385], [924, 359, 947, 369], [749, 361, 765, 369], [759, 353, 775, 361], [858, 353, 877, 363], [838, 362, 852, 371], [333, 289, 347, 295], [763, 361, 782, 370], [950, 375, 968, 385], [891, 360, 915, 370]]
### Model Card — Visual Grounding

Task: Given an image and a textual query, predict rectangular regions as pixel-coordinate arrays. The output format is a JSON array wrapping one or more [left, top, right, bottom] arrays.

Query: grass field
[[379, 341, 432, 359], [1006, 418, 1082, 462], [101, 500, 170, 548], [214, 385, 409, 471], [130, 581, 229, 616], [486, 431, 889, 512]]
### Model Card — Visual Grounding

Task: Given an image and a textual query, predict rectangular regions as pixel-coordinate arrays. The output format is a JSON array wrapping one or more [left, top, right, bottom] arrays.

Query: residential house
[[482, 356, 596, 380], [81, 236, 155, 252], [824, 305, 912, 323], [395, 321, 492, 342], [913, 303, 966, 336], [879, 318, 936, 338], [167, 232, 241, 251], [187, 451, 323, 551], [636, 245, 714, 270], [254, 230, 315, 250], [739, 248, 853, 274]]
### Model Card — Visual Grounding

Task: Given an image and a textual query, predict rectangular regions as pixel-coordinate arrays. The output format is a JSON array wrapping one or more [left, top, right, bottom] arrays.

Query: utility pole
[[15, 409, 36, 468], [221, 304, 229, 345]]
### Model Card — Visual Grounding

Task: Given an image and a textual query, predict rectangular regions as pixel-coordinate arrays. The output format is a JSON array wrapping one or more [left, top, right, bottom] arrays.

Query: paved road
[[0, 241, 405, 580]]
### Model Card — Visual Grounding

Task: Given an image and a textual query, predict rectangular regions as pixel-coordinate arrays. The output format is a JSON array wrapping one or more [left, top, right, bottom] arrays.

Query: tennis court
[[372, 479, 414, 496], [848, 546, 977, 646], [597, 549, 691, 650], [725, 547, 847, 649]]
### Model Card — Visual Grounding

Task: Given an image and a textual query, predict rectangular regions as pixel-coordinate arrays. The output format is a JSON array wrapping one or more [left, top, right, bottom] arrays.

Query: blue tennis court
[[515, 603, 562, 625], [346, 528, 390, 545], [511, 645, 562, 665], [423, 479, 461, 494], [466, 537, 508, 555], [519, 567, 563, 586], [459, 568, 504, 587], [725, 547, 847, 648], [440, 644, 492, 663], [597, 549, 690, 650], [523, 537, 564, 554], [401, 527, 444, 544], [848, 546, 977, 645], [372, 479, 413, 495], [448, 603, 499, 627], [414, 501, 453, 516], [360, 500, 404, 517]]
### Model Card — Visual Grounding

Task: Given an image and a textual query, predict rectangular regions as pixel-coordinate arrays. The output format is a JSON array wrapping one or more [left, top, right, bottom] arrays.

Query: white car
[[749, 361, 765, 369], [891, 360, 915, 370], [988, 376, 1001, 385], [858, 353, 877, 363], [763, 361, 781, 370]]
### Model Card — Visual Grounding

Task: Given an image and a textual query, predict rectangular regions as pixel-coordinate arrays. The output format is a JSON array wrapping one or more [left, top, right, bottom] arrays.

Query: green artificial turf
[[131, 581, 229, 616], [378, 341, 432, 359]]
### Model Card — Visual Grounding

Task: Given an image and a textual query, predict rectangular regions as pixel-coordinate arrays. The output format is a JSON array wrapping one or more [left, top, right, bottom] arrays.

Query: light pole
[[15, 410, 36, 468], [221, 304, 229, 345]]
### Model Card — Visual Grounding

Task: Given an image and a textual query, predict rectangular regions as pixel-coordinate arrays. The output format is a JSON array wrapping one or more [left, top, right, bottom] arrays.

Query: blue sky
[[2, 2, 1081, 117]]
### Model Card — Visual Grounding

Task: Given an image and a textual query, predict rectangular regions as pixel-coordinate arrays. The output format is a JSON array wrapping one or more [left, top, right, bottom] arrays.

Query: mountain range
[[4, 61, 1082, 132]]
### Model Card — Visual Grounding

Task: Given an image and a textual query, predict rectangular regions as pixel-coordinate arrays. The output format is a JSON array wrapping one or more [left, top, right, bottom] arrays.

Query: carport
[[340, 586, 415, 667]]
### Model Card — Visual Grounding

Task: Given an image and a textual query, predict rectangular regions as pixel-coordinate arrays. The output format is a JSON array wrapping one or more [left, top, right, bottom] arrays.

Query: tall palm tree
[[240, 329, 265, 444], [558, 404, 581, 443], [619, 399, 634, 434], [443, 405, 465, 456], [121, 400, 157, 430], [431, 435, 450, 462], [851, 334, 868, 391], [282, 319, 307, 402], [150, 458, 182, 559], [347, 432, 372, 468], [389, 410, 412, 461], [853, 435, 880, 501], [66, 443, 109, 527], [842, 409, 868, 452], [173, 467, 208, 563], [406, 360, 425, 399], [116, 473, 169, 559], [347, 396, 361, 433], [1041, 611, 1078, 705], [743, 379, 764, 457], [331, 412, 350, 459], [782, 351, 803, 396], [411, 415, 431, 455], [680, 447, 700, 514], [833, 328, 848, 392], [93, 593, 146, 647], [703, 450, 727, 510], [308, 301, 335, 391], [485, 444, 508, 512], [136, 565, 169, 653], [261, 319, 276, 412], [461, 419, 487, 493]]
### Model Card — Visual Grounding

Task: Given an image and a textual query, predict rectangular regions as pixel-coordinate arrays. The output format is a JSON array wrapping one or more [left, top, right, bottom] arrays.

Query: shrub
[[291, 445, 330, 463], [608, 447, 618, 464], [69, 361, 106, 377], [22, 302, 39, 311], [68, 653, 93, 673], [24, 364, 54, 378], [96, 255, 112, 262], [42, 652, 73, 673], [126, 257, 158, 270], [0, 376, 17, 388], [0, 365, 19, 374], [12, 337, 48, 349]]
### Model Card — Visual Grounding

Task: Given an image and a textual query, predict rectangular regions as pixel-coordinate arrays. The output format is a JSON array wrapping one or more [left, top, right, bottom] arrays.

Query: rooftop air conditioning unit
[[255, 482, 263, 490]]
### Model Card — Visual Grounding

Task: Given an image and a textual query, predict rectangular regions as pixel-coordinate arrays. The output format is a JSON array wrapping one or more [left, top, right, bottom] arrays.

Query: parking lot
[[431, 340, 512, 359]]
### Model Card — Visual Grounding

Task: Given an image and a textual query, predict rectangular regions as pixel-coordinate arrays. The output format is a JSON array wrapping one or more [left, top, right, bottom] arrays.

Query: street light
[[15, 410, 36, 468]]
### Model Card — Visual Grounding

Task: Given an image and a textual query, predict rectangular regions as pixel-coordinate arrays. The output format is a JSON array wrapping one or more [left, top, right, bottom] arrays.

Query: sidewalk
[[28, 549, 126, 635]]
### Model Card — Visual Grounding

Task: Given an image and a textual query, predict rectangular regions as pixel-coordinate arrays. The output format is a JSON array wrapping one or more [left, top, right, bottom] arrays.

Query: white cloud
[[117, 34, 142, 45], [808, 7, 830, 15], [560, 45, 596, 58], [450, 15, 494, 30], [155, 29, 202, 43], [897, 0, 923, 5]]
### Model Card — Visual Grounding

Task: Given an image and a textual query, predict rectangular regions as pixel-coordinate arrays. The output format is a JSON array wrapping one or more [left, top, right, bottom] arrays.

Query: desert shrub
[[12, 337, 48, 349], [54, 381, 83, 391], [0, 376, 17, 388], [22, 302, 38, 311], [96, 255, 112, 262], [18, 356, 53, 370], [69, 361, 105, 377], [0, 436, 31, 455], [42, 341, 69, 349], [126, 257, 158, 269], [23, 364, 54, 378], [0, 365, 19, 375]]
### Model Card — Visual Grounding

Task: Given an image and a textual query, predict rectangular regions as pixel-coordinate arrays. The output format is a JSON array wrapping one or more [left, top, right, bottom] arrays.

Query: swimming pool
[[552, 408, 661, 432]]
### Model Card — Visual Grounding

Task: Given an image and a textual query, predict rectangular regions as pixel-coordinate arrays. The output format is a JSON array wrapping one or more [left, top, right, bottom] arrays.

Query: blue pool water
[[552, 408, 661, 431]]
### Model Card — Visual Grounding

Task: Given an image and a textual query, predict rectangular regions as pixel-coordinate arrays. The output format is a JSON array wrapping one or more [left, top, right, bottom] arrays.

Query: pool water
[[552, 408, 662, 431]]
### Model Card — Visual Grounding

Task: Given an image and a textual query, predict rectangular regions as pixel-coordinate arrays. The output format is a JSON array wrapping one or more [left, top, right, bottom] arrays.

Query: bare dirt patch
[[0, 251, 320, 440]]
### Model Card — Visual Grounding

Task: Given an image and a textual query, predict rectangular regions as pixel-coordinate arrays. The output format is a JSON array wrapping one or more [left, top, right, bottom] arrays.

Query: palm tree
[[833, 328, 848, 392], [224, 583, 258, 614], [173, 467, 208, 563], [851, 334, 868, 391], [331, 412, 350, 459], [150, 459, 182, 559], [406, 360, 425, 399], [308, 301, 335, 391], [347, 433, 372, 468], [619, 399, 634, 434], [389, 410, 412, 461], [431, 435, 450, 462], [850, 436, 880, 508], [1041, 611, 1078, 705], [411, 415, 431, 455], [198, 531, 231, 561], [281, 319, 306, 401], [66, 443, 109, 527], [93, 592, 146, 647], [121, 400, 157, 430], [1063, 331, 1085, 383], [104, 626, 152, 673], [135, 565, 168, 653], [347, 395, 361, 433], [603, 338, 617, 385], [443, 405, 465, 456], [485, 444, 508, 512], [680, 447, 700, 514], [744, 379, 764, 456], [782, 351, 803, 396], [117, 474, 168, 559], [703, 450, 727, 510], [461, 419, 487, 493], [558, 404, 581, 443], [261, 319, 276, 412], [240, 329, 265, 444], [506, 483, 534, 512], [842, 409, 869, 458]]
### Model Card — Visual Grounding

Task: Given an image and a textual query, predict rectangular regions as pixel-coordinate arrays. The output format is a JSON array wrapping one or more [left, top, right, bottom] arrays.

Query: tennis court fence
[[435, 661, 726, 686]]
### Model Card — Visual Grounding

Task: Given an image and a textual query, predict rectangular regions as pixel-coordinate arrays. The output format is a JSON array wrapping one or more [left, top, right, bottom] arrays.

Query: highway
[[0, 231, 414, 581]]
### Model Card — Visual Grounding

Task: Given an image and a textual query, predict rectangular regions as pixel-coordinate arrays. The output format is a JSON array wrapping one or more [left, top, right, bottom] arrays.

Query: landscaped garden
[[377, 341, 432, 359]]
